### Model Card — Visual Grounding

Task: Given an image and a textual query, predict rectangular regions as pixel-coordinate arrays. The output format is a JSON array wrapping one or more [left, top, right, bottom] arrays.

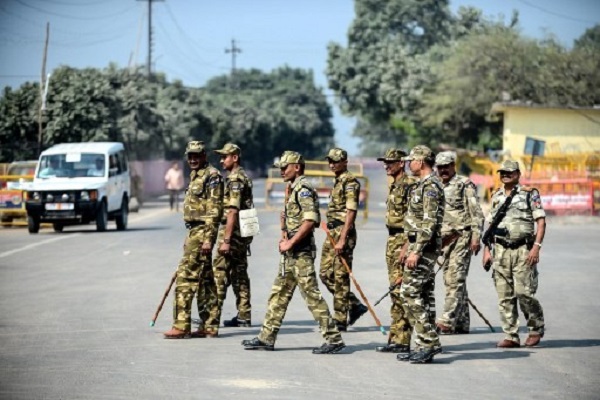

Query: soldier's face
[[187, 152, 205, 170], [328, 159, 347, 175], [436, 162, 455, 183], [499, 170, 519, 184], [383, 160, 403, 177], [408, 159, 422, 175], [280, 164, 300, 182], [220, 154, 236, 171]]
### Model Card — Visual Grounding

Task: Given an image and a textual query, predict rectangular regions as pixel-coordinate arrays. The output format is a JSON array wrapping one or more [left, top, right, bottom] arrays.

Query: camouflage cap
[[185, 140, 205, 154], [402, 145, 434, 161], [497, 160, 520, 172], [376, 148, 407, 162], [214, 143, 241, 156], [435, 151, 456, 166], [325, 148, 348, 162], [273, 150, 304, 168]]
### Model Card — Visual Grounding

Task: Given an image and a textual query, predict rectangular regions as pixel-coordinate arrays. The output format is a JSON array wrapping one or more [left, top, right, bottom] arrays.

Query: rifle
[[373, 280, 401, 307], [482, 187, 518, 271], [150, 271, 177, 327], [321, 222, 387, 335]]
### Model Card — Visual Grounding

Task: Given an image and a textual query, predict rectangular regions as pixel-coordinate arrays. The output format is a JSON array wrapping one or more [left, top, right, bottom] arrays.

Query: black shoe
[[242, 337, 274, 351], [348, 304, 368, 326], [409, 347, 442, 364], [455, 327, 470, 334], [312, 342, 346, 354], [224, 316, 251, 328], [375, 343, 410, 353], [397, 352, 413, 362]]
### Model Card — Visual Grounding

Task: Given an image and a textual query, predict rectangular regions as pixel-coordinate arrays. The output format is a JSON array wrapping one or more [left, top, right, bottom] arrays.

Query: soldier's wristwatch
[[534, 242, 542, 248]]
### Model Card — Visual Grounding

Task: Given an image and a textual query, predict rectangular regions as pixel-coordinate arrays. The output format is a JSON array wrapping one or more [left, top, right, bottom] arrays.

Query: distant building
[[490, 103, 600, 157]]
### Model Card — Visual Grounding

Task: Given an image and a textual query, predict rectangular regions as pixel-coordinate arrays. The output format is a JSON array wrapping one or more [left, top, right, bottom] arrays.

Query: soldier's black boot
[[312, 342, 346, 354], [242, 337, 274, 351], [375, 343, 410, 353], [224, 316, 251, 327], [397, 351, 413, 362], [348, 304, 368, 326], [409, 347, 442, 364]]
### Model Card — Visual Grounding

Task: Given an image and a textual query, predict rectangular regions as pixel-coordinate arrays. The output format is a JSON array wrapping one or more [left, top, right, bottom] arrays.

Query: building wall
[[502, 107, 600, 157]]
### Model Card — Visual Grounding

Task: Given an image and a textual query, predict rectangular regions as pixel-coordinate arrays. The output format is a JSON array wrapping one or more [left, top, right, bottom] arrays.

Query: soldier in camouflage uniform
[[483, 160, 546, 348], [242, 151, 345, 354], [164, 140, 224, 339], [374, 148, 417, 354], [435, 151, 484, 335], [397, 145, 444, 363], [212, 143, 254, 328], [319, 148, 367, 332]]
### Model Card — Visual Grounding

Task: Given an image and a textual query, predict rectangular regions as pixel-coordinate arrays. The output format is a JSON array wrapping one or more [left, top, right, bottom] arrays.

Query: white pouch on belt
[[239, 208, 260, 237]]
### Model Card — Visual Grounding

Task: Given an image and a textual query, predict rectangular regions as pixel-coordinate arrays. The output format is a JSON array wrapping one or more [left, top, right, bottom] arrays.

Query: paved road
[[1, 177, 599, 399]]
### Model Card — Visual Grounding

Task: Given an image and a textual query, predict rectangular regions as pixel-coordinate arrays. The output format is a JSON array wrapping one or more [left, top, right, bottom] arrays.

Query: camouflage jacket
[[441, 174, 484, 240], [404, 173, 444, 255], [326, 170, 360, 223], [386, 174, 417, 234], [488, 184, 546, 241], [221, 166, 254, 236], [183, 163, 224, 243], [284, 175, 320, 234]]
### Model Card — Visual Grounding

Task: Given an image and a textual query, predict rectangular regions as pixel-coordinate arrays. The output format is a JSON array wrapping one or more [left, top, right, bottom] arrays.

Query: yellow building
[[490, 103, 600, 157]]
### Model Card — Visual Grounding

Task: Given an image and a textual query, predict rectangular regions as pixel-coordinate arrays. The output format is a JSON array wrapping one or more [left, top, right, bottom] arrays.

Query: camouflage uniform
[[402, 152, 444, 351], [383, 173, 417, 346], [489, 177, 546, 344], [212, 163, 254, 323], [258, 153, 342, 346], [437, 153, 484, 332], [319, 151, 364, 328], [172, 144, 224, 334]]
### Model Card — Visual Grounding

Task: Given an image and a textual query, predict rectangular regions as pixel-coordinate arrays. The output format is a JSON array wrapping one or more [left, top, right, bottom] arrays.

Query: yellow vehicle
[[0, 161, 37, 226], [265, 159, 370, 222]]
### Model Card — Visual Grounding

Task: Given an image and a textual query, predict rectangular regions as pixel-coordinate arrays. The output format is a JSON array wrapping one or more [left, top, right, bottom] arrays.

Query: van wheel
[[53, 223, 64, 232], [116, 196, 128, 231], [28, 216, 40, 234], [96, 201, 108, 232]]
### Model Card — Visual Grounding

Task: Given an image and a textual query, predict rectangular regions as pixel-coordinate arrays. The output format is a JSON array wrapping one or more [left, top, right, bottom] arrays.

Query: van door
[[108, 150, 130, 212]]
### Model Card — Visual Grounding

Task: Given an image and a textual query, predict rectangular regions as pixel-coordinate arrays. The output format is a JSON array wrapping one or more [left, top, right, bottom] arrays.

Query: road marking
[[0, 235, 80, 259]]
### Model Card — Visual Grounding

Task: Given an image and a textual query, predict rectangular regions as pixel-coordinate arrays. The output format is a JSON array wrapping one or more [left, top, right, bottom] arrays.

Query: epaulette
[[520, 185, 535, 192]]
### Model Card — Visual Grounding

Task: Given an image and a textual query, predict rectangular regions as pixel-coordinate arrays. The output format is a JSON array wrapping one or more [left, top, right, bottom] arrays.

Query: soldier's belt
[[326, 220, 345, 230], [494, 236, 533, 249], [185, 221, 206, 229], [286, 231, 313, 254], [387, 227, 404, 235]]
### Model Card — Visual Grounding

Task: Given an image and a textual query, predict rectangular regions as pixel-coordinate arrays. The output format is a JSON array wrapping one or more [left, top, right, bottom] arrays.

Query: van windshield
[[37, 153, 106, 178]]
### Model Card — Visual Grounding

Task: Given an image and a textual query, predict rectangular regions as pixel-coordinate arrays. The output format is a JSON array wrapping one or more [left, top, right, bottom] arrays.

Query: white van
[[25, 142, 131, 233]]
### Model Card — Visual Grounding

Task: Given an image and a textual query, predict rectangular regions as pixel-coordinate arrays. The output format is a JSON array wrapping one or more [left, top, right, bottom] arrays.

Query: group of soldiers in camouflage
[[163, 140, 547, 363]]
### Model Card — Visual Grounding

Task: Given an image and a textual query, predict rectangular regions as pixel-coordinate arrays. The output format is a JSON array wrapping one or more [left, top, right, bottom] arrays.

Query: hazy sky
[[1, 0, 598, 155]]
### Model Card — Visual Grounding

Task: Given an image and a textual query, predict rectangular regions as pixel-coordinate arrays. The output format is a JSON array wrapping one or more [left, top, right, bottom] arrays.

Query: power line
[[136, 0, 163, 76], [14, 0, 137, 21], [516, 0, 598, 24]]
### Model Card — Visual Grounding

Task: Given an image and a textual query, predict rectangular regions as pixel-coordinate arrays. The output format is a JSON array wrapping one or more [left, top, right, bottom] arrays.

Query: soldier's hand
[[218, 242, 231, 256], [201, 241, 212, 255], [526, 246, 540, 267], [393, 277, 402, 287], [470, 239, 481, 256], [482, 247, 492, 270], [398, 243, 408, 264], [279, 238, 293, 253], [334, 239, 345, 256], [405, 253, 420, 270]]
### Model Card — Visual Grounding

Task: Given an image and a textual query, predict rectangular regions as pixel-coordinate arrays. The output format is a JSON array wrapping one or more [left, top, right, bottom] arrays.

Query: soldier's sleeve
[[205, 170, 224, 243], [464, 181, 485, 240], [298, 186, 319, 222], [528, 188, 546, 220], [413, 183, 442, 254], [345, 178, 360, 211], [226, 176, 243, 210]]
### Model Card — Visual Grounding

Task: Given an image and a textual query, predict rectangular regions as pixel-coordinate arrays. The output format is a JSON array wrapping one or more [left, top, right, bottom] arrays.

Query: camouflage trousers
[[438, 231, 472, 331], [400, 251, 441, 350], [172, 226, 219, 332], [212, 229, 251, 322], [258, 250, 343, 346], [386, 234, 413, 346], [492, 243, 545, 343], [319, 226, 363, 326]]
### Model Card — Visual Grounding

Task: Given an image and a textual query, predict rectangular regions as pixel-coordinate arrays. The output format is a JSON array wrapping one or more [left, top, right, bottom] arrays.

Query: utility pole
[[38, 22, 50, 157], [225, 38, 242, 89], [137, 0, 163, 76]]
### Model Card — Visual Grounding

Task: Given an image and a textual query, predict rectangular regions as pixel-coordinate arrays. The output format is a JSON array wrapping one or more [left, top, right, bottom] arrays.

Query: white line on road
[[0, 234, 81, 259]]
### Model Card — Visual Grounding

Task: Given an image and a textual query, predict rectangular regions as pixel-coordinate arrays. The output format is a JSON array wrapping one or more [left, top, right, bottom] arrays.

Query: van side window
[[109, 154, 120, 175], [117, 151, 128, 173]]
